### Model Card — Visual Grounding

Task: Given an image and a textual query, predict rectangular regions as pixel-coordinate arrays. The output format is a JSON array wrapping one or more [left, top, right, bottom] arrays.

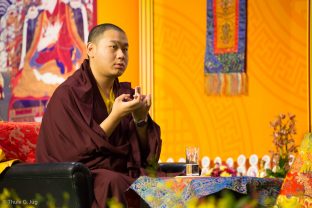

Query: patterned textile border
[[130, 176, 283, 208], [204, 0, 247, 96]]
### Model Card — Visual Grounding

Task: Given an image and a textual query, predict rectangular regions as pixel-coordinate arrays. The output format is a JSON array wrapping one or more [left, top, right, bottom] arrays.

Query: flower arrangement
[[203, 162, 237, 177], [266, 113, 298, 178]]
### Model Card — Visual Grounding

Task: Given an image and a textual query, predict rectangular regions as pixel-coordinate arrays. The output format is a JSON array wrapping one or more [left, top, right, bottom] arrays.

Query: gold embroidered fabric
[[274, 133, 312, 207], [0, 149, 18, 174]]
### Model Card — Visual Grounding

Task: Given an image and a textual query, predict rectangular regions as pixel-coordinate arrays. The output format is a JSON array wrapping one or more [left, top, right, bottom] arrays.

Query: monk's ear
[[87, 42, 96, 58]]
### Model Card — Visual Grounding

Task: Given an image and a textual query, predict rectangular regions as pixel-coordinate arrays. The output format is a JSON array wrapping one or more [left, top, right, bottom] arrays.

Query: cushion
[[0, 122, 40, 163]]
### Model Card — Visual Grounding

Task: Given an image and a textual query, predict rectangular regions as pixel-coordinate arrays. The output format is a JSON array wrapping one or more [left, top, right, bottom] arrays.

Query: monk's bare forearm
[[100, 112, 121, 137]]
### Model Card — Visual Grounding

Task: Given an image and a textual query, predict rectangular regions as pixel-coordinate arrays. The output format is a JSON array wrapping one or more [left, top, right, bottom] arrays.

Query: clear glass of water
[[185, 146, 199, 176]]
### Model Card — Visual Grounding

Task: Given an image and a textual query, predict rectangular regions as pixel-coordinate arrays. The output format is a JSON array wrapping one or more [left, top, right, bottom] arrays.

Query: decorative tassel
[[204, 72, 247, 96]]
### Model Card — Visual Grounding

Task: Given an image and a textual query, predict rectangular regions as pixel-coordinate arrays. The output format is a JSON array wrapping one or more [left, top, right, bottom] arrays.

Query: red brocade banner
[[0, 0, 97, 121]]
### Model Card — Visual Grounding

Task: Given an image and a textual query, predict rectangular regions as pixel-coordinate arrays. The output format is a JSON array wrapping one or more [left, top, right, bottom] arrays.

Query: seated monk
[[36, 23, 162, 208]]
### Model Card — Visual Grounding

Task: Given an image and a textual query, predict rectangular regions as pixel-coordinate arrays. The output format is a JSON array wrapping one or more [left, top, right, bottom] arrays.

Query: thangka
[[204, 0, 247, 96], [0, 0, 97, 121]]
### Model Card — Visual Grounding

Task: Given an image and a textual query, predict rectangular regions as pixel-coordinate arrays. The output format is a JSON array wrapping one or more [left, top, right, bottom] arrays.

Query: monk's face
[[90, 29, 129, 78]]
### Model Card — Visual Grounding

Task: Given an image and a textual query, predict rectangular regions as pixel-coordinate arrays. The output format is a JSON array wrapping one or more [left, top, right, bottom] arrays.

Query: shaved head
[[88, 23, 125, 44]]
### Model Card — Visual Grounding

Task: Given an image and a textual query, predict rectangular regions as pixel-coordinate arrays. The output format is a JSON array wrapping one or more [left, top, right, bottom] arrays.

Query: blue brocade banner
[[204, 0, 247, 96]]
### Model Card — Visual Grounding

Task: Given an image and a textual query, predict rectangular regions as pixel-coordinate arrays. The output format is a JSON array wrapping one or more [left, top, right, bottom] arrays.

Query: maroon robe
[[36, 59, 162, 207]]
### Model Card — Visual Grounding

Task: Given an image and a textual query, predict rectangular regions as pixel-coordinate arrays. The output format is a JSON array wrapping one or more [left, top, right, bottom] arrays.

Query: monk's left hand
[[132, 86, 151, 121]]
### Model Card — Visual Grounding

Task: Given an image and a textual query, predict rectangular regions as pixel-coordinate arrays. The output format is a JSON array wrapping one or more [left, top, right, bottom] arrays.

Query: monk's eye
[[110, 45, 117, 50]]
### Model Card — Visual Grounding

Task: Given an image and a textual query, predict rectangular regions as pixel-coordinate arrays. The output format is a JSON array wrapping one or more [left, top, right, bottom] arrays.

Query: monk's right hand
[[101, 94, 143, 137], [111, 94, 143, 118]]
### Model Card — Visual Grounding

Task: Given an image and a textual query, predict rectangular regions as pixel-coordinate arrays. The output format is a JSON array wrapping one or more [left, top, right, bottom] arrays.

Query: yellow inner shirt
[[98, 85, 115, 113]]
